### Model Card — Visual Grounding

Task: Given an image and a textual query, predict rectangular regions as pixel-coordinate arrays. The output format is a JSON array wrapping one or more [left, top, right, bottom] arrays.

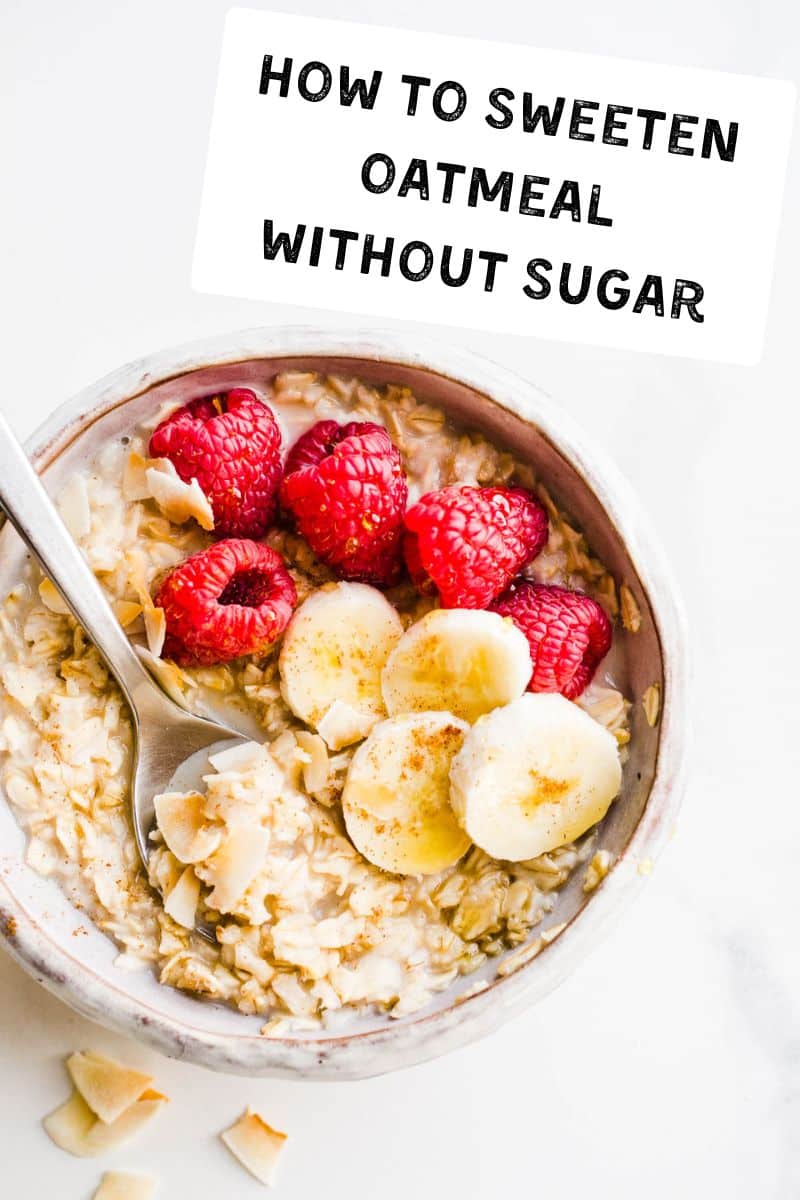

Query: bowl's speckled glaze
[[0, 328, 689, 1079]]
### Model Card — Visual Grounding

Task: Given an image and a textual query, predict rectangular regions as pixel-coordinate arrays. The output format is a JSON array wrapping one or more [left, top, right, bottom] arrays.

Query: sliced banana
[[279, 582, 404, 741], [342, 712, 471, 875], [450, 693, 621, 861], [382, 608, 532, 724]]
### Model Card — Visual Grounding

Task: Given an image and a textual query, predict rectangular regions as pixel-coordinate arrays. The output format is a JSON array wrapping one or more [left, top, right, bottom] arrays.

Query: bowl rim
[[0, 326, 690, 1079]]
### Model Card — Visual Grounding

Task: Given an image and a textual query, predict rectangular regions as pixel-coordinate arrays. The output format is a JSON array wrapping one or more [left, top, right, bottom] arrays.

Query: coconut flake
[[86, 1089, 168, 1154], [204, 826, 270, 913], [135, 645, 193, 707], [66, 1050, 153, 1124], [143, 606, 166, 658], [115, 600, 143, 628], [221, 1109, 287, 1187], [57, 475, 92, 540], [93, 1170, 158, 1200], [38, 577, 70, 615], [317, 700, 379, 751], [43, 1087, 168, 1157], [208, 740, 269, 774], [122, 452, 152, 501], [145, 466, 214, 531], [43, 1089, 95, 1155], [154, 791, 222, 864], [164, 866, 201, 928], [295, 731, 329, 794]]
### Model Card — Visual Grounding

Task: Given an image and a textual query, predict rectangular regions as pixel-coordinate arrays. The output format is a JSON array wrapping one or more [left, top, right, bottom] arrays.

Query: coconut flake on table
[[66, 1050, 154, 1124], [93, 1170, 158, 1200], [43, 1077, 168, 1158], [221, 1109, 288, 1187]]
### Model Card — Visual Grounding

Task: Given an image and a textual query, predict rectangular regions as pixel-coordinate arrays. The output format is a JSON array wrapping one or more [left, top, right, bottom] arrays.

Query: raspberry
[[154, 539, 297, 666], [403, 485, 548, 609], [149, 389, 282, 538], [490, 580, 612, 699], [281, 420, 408, 587]]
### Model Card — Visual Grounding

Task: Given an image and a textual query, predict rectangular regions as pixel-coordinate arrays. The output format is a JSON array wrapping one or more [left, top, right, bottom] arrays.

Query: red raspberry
[[490, 581, 612, 699], [403, 485, 548, 609], [149, 389, 282, 538], [280, 420, 408, 587], [154, 539, 297, 666]]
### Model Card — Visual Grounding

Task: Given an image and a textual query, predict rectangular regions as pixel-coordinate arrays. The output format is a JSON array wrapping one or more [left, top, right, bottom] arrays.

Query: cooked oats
[[0, 372, 631, 1029]]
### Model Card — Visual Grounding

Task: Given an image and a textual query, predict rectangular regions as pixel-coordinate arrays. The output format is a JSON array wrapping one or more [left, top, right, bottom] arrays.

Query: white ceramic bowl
[[0, 328, 688, 1079]]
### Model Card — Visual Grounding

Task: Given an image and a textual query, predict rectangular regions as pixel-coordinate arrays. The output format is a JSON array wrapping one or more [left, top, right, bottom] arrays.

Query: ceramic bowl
[[0, 328, 688, 1079]]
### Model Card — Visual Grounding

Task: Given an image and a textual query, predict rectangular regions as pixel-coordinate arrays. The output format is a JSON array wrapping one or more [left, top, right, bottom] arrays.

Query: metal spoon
[[0, 414, 249, 942]]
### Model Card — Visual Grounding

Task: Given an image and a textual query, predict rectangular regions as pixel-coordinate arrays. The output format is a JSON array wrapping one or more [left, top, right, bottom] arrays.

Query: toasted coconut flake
[[221, 1109, 287, 1187], [88, 1089, 168, 1154], [122, 452, 152, 501], [295, 730, 329, 794], [205, 826, 270, 913], [93, 1170, 157, 1200], [620, 584, 642, 633], [154, 791, 222, 864], [43, 1089, 96, 1156], [164, 866, 201, 928], [208, 740, 269, 773], [58, 475, 92, 540], [135, 645, 193, 706], [43, 1088, 167, 1158], [115, 600, 143, 628], [38, 577, 70, 615], [145, 466, 214, 531], [143, 606, 166, 658], [317, 700, 379, 751], [642, 683, 661, 727], [67, 1050, 153, 1124]]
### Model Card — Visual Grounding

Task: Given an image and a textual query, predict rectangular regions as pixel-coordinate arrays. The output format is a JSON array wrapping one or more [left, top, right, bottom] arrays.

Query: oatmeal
[[0, 372, 630, 1031]]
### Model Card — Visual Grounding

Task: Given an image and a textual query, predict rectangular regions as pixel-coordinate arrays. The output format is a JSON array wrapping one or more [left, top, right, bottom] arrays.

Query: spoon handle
[[0, 414, 153, 712]]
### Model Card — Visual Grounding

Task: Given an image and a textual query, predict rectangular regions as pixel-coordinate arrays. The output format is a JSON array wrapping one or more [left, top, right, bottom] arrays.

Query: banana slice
[[279, 582, 404, 741], [342, 712, 470, 875], [450, 693, 621, 861], [382, 608, 532, 723]]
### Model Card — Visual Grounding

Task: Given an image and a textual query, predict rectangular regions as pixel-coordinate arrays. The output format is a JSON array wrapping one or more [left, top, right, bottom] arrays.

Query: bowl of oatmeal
[[0, 328, 688, 1078]]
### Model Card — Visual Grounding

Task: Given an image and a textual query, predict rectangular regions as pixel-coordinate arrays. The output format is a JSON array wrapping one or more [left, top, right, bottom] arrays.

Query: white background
[[0, 1, 798, 1197], [194, 9, 794, 363]]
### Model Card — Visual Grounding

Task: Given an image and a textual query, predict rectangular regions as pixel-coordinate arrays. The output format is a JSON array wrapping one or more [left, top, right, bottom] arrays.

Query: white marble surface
[[0, 0, 798, 1194]]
